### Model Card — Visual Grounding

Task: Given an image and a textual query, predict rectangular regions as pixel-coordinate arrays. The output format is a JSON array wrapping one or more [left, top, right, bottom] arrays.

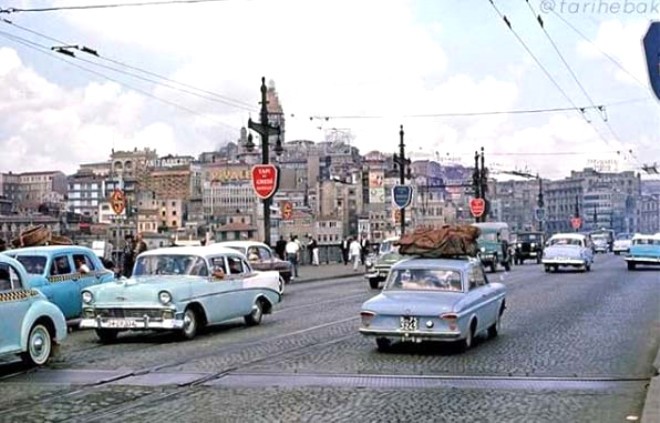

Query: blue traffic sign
[[535, 207, 546, 222], [392, 185, 413, 209], [643, 21, 660, 100]]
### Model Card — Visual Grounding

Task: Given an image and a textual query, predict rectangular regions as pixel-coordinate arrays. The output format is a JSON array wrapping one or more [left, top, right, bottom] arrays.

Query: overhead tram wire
[[0, 18, 258, 112], [0, 0, 242, 14], [486, 0, 589, 124], [0, 29, 241, 132], [524, 0, 645, 169]]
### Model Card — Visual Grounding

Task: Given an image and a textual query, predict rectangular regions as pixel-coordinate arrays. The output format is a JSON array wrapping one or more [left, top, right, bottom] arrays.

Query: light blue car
[[79, 246, 281, 343], [3, 246, 115, 320], [0, 254, 67, 367], [625, 234, 660, 270], [359, 257, 506, 352], [542, 233, 594, 273]]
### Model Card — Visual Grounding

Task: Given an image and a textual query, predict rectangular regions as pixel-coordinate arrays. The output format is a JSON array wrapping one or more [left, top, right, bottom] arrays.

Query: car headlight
[[82, 291, 93, 304], [531, 243, 536, 247], [365, 260, 372, 267], [480, 247, 486, 252], [158, 291, 172, 305]]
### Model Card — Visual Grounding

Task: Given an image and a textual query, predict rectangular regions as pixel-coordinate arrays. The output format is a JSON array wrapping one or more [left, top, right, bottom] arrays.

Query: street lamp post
[[472, 148, 488, 223], [392, 125, 411, 236], [244, 77, 283, 247], [574, 195, 580, 232]]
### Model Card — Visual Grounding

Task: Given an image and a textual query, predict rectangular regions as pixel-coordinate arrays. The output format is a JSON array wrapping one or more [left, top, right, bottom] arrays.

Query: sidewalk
[[294, 262, 364, 283]]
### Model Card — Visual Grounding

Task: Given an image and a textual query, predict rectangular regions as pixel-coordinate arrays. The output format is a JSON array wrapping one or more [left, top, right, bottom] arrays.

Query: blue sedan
[[359, 257, 506, 352]]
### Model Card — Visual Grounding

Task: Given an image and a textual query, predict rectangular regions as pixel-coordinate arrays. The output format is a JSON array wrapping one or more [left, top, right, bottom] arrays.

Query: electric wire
[[0, 18, 258, 112], [0, 29, 241, 131], [0, 0, 241, 14]]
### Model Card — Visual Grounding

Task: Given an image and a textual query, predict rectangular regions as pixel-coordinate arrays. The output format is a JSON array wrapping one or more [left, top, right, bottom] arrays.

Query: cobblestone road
[[0, 254, 657, 422]]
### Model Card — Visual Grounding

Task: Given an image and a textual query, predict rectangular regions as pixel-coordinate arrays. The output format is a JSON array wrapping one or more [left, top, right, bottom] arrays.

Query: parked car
[[591, 234, 610, 254], [624, 234, 660, 270], [0, 254, 67, 366], [513, 231, 545, 265], [612, 233, 634, 255], [211, 241, 291, 294], [359, 256, 506, 352], [541, 233, 594, 273], [3, 246, 116, 320], [364, 237, 401, 290], [79, 246, 281, 343], [472, 222, 512, 272]]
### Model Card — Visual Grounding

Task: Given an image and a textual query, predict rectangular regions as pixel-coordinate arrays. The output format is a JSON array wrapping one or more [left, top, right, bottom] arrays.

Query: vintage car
[[364, 237, 401, 290], [612, 233, 634, 255], [591, 233, 610, 254], [624, 234, 660, 270], [472, 222, 512, 272], [359, 256, 506, 352], [79, 246, 281, 342], [513, 231, 545, 265], [541, 233, 594, 272], [2, 246, 115, 320], [0, 255, 67, 366], [211, 241, 291, 294]]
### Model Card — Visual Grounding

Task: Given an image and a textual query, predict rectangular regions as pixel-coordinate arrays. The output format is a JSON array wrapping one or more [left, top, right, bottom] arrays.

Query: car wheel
[[614, 251, 620, 256], [488, 310, 502, 339], [95, 329, 119, 344], [278, 276, 285, 295], [369, 279, 380, 290], [459, 321, 475, 352], [245, 300, 264, 326], [181, 307, 199, 340], [21, 323, 52, 367], [627, 261, 636, 271], [376, 338, 391, 352], [544, 265, 550, 273]]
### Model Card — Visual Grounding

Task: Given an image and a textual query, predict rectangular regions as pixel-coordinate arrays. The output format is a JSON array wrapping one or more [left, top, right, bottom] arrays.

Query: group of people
[[341, 237, 370, 271], [120, 233, 148, 278]]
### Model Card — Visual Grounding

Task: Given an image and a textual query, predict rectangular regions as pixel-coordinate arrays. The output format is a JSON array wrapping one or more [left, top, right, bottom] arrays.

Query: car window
[[0, 263, 23, 291], [468, 267, 486, 290], [50, 255, 72, 276], [210, 256, 227, 274], [226, 256, 245, 275], [13, 255, 47, 275], [258, 247, 272, 260], [133, 254, 208, 276], [72, 254, 96, 272], [385, 268, 463, 292], [189, 257, 209, 276]]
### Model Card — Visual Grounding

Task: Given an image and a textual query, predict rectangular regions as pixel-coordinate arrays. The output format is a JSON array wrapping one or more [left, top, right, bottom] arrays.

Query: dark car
[[513, 232, 545, 265]]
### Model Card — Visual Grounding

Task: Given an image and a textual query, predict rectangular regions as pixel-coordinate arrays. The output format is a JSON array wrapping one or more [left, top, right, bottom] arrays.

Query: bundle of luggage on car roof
[[395, 224, 481, 258], [10, 225, 73, 248]]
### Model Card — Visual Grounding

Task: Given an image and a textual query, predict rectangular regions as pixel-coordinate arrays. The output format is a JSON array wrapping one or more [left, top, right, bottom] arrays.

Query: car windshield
[[226, 246, 248, 255], [548, 237, 582, 246], [479, 232, 498, 242], [632, 238, 660, 246], [133, 254, 209, 276], [384, 268, 463, 292], [617, 233, 632, 240], [10, 255, 47, 275], [592, 234, 608, 241], [517, 233, 540, 242], [379, 242, 399, 255]]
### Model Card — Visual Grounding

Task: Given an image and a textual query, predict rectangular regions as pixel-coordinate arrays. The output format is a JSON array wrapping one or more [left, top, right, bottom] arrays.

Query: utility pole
[[393, 125, 411, 236], [537, 174, 544, 233], [245, 77, 283, 246], [593, 204, 598, 230], [480, 147, 488, 223], [472, 148, 488, 223], [574, 195, 580, 232]]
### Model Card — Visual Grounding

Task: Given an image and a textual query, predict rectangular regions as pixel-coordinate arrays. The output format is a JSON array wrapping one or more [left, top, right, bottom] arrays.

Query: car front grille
[[95, 308, 163, 319]]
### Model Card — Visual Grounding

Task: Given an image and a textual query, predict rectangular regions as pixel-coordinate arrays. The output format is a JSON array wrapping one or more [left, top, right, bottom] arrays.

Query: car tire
[[459, 321, 476, 352], [278, 276, 285, 295], [244, 300, 264, 326], [488, 310, 502, 339], [21, 323, 52, 367], [376, 338, 391, 352], [627, 261, 636, 271], [544, 265, 550, 273], [181, 307, 199, 340], [95, 329, 119, 344], [614, 251, 620, 256], [369, 279, 380, 290]]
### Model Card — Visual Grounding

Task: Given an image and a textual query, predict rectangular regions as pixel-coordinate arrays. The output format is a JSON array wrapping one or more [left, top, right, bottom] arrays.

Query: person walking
[[286, 236, 300, 280], [341, 237, 350, 265], [275, 235, 287, 260], [360, 236, 370, 265], [308, 236, 319, 266], [349, 238, 362, 271]]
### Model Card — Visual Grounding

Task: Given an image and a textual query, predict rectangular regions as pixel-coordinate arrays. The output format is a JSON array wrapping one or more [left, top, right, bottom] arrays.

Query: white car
[[612, 233, 634, 255], [542, 233, 594, 273]]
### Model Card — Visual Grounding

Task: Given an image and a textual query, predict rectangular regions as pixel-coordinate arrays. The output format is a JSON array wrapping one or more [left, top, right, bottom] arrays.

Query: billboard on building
[[369, 170, 384, 188], [369, 188, 385, 203]]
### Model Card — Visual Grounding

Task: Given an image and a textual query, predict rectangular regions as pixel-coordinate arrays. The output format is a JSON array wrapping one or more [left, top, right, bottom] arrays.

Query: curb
[[641, 345, 660, 423]]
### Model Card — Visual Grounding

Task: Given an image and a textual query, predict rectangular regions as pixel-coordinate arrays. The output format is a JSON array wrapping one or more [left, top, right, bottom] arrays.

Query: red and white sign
[[571, 217, 582, 230], [469, 198, 486, 218], [281, 201, 293, 220], [251, 164, 279, 200], [110, 189, 126, 215]]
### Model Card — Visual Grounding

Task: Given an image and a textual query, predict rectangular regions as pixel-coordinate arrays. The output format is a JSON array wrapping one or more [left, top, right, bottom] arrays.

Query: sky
[[0, 0, 659, 180]]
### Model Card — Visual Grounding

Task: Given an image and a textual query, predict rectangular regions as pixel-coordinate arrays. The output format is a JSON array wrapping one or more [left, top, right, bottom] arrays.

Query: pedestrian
[[135, 232, 148, 256], [122, 234, 135, 278], [341, 237, 350, 265], [349, 238, 362, 271], [275, 235, 287, 260], [286, 236, 300, 279], [308, 236, 319, 266], [360, 236, 370, 265]]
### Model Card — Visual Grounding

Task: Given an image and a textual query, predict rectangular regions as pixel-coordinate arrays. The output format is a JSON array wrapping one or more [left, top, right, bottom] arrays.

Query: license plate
[[104, 319, 139, 329], [400, 316, 418, 332]]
